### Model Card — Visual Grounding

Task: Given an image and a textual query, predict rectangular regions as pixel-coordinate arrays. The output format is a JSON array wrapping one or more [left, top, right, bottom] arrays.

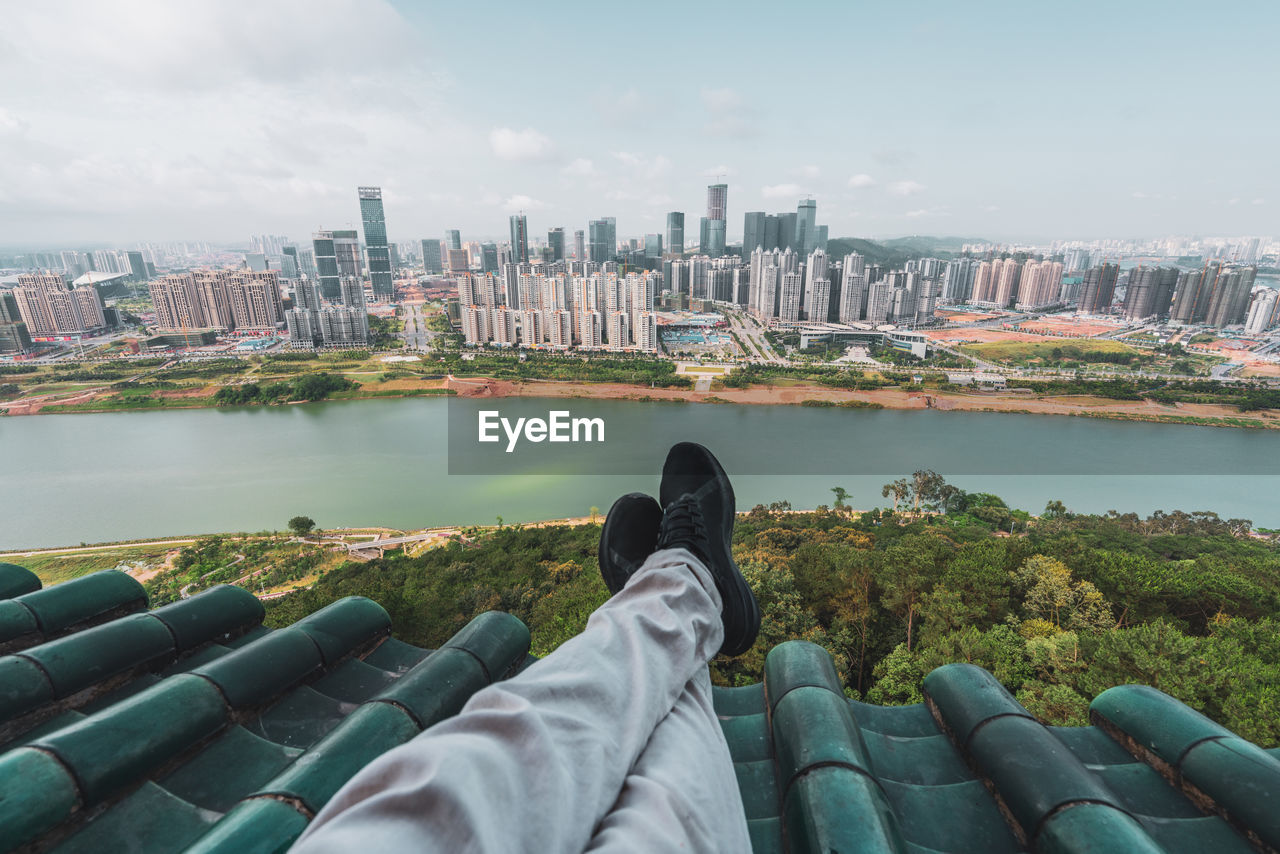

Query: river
[[3, 397, 1280, 549]]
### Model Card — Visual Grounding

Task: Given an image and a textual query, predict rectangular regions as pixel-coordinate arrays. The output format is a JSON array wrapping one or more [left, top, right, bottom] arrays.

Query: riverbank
[[5, 370, 1279, 429]]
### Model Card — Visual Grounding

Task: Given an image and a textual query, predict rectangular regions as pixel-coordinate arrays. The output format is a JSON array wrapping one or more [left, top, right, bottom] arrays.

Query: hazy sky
[[1, 0, 1277, 247]]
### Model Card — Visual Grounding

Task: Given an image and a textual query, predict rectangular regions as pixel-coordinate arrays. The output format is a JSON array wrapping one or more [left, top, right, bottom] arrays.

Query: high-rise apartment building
[[13, 272, 106, 336], [1077, 263, 1120, 314], [574, 230, 586, 260], [312, 230, 361, 301], [1015, 260, 1065, 310], [666, 212, 685, 256], [358, 187, 393, 301]]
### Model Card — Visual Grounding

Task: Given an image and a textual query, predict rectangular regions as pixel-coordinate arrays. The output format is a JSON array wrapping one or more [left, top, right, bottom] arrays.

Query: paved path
[[0, 538, 197, 559]]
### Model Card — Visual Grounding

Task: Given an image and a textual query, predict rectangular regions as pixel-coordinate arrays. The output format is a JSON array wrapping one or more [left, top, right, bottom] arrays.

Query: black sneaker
[[658, 443, 760, 657], [598, 493, 663, 595]]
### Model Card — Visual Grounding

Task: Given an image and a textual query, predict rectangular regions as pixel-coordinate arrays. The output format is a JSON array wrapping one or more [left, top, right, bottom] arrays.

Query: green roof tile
[[440, 610, 532, 681], [1090, 683, 1233, 766], [359, 637, 431, 673], [734, 758, 781, 821], [290, 597, 390, 667], [0, 747, 81, 849], [878, 778, 1019, 853], [50, 781, 218, 854], [848, 700, 941, 738], [191, 628, 323, 710], [149, 585, 264, 650], [310, 657, 400, 704], [746, 816, 784, 854], [30, 673, 228, 806], [182, 796, 310, 854], [763, 641, 842, 710], [0, 599, 40, 650], [254, 701, 420, 813], [772, 685, 873, 786], [0, 563, 41, 600], [712, 682, 766, 717], [0, 655, 55, 729], [157, 725, 302, 813], [720, 711, 772, 763], [12, 571, 146, 638], [1136, 815, 1254, 853], [17, 612, 174, 700], [861, 731, 973, 787], [1035, 802, 1164, 854], [248, 685, 347, 749], [374, 646, 486, 730], [1178, 735, 1280, 850], [782, 764, 906, 854], [921, 662, 1033, 748]]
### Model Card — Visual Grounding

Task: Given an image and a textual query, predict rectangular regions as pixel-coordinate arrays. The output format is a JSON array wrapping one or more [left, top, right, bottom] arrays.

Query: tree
[[881, 479, 910, 514], [831, 486, 850, 512], [288, 516, 316, 537], [1043, 500, 1068, 519]]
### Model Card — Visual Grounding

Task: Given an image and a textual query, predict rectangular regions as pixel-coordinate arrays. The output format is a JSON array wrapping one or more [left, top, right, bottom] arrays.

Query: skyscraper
[[644, 234, 663, 257], [13, 272, 106, 336], [358, 187, 394, 301], [509, 215, 530, 264], [742, 212, 766, 255], [666, 212, 685, 256], [547, 228, 565, 262], [794, 199, 817, 256], [421, 239, 443, 275], [588, 218, 616, 263], [702, 184, 727, 257], [446, 230, 463, 251], [574, 230, 586, 260]]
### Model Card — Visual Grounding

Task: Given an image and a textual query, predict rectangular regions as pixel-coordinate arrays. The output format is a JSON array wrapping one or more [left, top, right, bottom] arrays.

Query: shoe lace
[[660, 497, 706, 548]]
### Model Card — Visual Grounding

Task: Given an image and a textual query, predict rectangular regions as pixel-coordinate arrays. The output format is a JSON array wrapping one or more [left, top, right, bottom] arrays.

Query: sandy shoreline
[[5, 373, 1278, 429]]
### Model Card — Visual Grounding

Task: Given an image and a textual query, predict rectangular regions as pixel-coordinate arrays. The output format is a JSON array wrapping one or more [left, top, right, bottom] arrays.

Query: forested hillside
[[265, 479, 1280, 746]]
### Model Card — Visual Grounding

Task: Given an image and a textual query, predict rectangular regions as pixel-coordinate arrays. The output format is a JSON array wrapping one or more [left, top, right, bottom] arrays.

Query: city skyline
[[2, 1, 1278, 246]]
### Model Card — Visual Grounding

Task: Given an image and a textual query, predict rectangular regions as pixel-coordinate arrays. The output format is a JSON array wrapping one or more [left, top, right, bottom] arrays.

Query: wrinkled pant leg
[[585, 667, 751, 853], [292, 548, 722, 854]]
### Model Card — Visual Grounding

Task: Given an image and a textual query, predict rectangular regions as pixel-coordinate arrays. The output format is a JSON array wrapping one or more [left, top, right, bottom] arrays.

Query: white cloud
[[847, 173, 876, 188], [700, 87, 757, 138], [889, 180, 926, 196], [611, 151, 670, 179], [703, 164, 734, 177], [1253, 198, 1266, 205], [905, 206, 950, 218], [793, 165, 820, 179], [502, 194, 545, 213], [762, 183, 803, 199], [701, 88, 743, 112], [489, 127, 555, 162], [561, 158, 597, 177]]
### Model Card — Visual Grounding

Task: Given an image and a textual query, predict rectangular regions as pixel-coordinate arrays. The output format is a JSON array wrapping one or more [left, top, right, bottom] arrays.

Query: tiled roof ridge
[[1091, 684, 1280, 852], [922, 663, 1164, 853], [0, 585, 265, 746], [0, 570, 147, 655], [0, 593, 395, 850], [180, 611, 531, 853]]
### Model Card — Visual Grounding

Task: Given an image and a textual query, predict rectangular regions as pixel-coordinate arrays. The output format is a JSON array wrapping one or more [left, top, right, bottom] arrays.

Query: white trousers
[[293, 548, 752, 853]]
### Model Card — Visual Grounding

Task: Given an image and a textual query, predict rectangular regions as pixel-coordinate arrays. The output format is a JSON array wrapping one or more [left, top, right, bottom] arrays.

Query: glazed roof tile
[[0, 565, 1275, 853]]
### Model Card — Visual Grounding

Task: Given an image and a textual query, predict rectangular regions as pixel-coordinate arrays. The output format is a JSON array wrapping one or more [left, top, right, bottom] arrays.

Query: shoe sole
[[661, 443, 761, 656], [598, 493, 663, 595]]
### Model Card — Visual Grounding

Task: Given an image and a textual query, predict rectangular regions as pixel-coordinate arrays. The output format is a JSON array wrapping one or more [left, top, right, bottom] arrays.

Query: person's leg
[[292, 547, 723, 854], [585, 667, 751, 853]]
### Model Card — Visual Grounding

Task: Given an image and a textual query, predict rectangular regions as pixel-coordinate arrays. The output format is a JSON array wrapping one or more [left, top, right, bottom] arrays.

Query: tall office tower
[[666, 212, 685, 256], [1015, 260, 1064, 310], [446, 230, 462, 251], [1077, 263, 1120, 314], [280, 246, 300, 279], [700, 184, 727, 257], [421, 239, 443, 274], [839, 254, 869, 322], [588, 218, 616, 263], [244, 253, 269, 273], [358, 187, 394, 301], [299, 249, 317, 278], [126, 251, 149, 283], [312, 232, 340, 300], [803, 250, 829, 321], [794, 199, 817, 256], [546, 227, 565, 262], [191, 270, 235, 330], [742, 212, 766, 255], [865, 279, 892, 324], [778, 272, 803, 322], [644, 234, 664, 257], [446, 248, 470, 273], [1245, 289, 1278, 334], [508, 214, 530, 264], [573, 230, 586, 260], [480, 243, 499, 273]]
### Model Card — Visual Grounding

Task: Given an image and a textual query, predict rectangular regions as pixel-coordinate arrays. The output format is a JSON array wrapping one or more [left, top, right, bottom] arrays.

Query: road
[[399, 302, 441, 351], [0, 537, 198, 559]]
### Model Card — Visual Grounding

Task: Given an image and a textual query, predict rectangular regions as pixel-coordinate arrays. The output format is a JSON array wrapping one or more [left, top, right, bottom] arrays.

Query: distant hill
[[826, 235, 987, 267]]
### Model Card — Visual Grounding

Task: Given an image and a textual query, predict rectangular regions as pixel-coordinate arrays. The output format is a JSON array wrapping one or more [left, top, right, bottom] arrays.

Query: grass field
[[8, 544, 172, 585], [961, 339, 1138, 365]]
